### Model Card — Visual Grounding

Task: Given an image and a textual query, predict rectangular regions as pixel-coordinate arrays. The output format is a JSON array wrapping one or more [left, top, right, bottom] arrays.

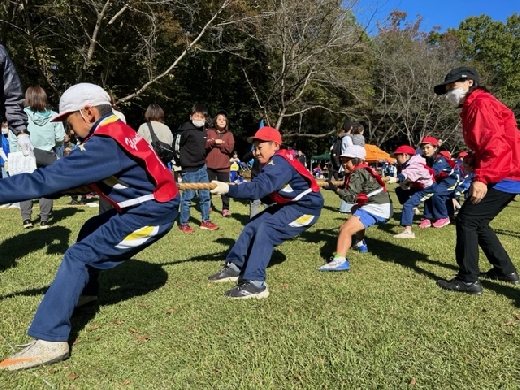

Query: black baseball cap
[[342, 119, 358, 131], [434, 66, 480, 95], [215, 109, 228, 117]]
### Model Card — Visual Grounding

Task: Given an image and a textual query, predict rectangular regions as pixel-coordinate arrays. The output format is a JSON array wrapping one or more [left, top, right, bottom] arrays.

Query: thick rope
[[176, 180, 343, 191]]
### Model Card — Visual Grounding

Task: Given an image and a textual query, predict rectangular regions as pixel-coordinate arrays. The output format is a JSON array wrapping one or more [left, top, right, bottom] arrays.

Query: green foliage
[[452, 14, 520, 113], [0, 2, 519, 151]]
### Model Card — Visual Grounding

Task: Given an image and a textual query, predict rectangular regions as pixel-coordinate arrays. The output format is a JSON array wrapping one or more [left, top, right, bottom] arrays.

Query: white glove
[[17, 134, 34, 156], [387, 177, 398, 184], [210, 180, 229, 195]]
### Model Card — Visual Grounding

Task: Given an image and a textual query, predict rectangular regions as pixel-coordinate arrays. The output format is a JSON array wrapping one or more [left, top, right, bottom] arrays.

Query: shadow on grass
[[163, 237, 287, 268], [368, 238, 458, 278], [494, 228, 520, 239], [69, 259, 168, 344], [480, 280, 520, 307], [0, 225, 72, 272], [301, 227, 458, 280], [0, 259, 169, 343], [50, 207, 86, 223]]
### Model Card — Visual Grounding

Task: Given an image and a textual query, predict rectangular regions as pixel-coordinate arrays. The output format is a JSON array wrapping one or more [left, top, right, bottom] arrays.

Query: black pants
[[455, 187, 517, 282], [207, 168, 230, 210]]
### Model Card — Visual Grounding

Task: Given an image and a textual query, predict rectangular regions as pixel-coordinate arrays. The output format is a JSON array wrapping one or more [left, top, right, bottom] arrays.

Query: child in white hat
[[320, 145, 392, 271]]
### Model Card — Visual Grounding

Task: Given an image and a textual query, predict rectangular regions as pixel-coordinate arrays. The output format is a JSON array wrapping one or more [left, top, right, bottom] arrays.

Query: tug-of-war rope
[[176, 180, 343, 191]]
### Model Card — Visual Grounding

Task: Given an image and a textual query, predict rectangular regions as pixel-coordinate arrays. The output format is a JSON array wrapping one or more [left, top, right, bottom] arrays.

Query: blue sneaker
[[355, 239, 368, 253], [318, 258, 351, 272]]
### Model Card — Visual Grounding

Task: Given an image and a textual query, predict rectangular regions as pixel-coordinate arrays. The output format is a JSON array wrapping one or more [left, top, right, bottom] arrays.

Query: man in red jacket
[[433, 66, 520, 295]]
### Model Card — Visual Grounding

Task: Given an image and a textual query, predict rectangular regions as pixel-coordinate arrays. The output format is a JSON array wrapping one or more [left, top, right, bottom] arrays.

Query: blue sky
[[354, 0, 519, 33]]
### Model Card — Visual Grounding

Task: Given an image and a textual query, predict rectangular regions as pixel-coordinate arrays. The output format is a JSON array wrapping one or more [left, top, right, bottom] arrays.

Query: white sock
[[332, 255, 346, 263]]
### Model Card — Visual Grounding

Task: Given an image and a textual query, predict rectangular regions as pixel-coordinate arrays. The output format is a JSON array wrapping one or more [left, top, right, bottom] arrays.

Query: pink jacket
[[401, 155, 434, 188]]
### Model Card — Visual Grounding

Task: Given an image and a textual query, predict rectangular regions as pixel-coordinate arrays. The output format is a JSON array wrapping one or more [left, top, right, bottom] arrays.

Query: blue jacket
[[228, 155, 323, 214], [425, 154, 460, 188], [0, 114, 178, 215]]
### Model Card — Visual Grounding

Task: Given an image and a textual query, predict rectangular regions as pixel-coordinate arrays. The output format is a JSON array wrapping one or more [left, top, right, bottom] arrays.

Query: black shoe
[[479, 268, 520, 284], [436, 278, 483, 295], [40, 221, 50, 230], [224, 281, 269, 299], [68, 200, 80, 205], [208, 264, 240, 282], [23, 219, 33, 229]]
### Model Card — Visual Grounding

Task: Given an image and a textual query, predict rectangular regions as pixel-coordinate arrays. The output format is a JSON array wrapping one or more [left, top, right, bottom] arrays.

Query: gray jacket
[[1, 45, 27, 135]]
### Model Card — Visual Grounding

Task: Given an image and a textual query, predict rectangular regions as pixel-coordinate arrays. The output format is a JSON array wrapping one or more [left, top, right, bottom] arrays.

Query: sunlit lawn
[[0, 187, 519, 389]]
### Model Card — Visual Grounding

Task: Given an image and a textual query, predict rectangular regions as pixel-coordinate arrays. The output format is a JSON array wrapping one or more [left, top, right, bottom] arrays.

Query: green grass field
[[0, 188, 519, 389]]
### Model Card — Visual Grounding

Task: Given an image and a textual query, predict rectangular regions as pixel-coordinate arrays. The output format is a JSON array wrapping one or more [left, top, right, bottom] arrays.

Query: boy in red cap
[[207, 126, 323, 299], [418, 136, 461, 228], [384, 145, 436, 238], [319, 145, 392, 271]]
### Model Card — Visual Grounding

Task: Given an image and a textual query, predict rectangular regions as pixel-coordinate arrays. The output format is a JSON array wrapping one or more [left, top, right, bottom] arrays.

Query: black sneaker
[[479, 268, 520, 284], [224, 281, 269, 299], [23, 219, 33, 229], [436, 278, 483, 295], [208, 264, 240, 282], [68, 199, 80, 205], [40, 221, 50, 230]]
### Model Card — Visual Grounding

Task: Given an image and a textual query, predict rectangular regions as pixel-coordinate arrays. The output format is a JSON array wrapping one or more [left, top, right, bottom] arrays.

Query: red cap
[[420, 136, 438, 146], [438, 150, 451, 160], [458, 151, 469, 158], [394, 145, 416, 156], [247, 126, 282, 144]]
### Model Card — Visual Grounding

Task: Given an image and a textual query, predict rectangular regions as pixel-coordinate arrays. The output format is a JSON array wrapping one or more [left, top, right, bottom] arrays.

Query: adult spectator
[[329, 130, 345, 180], [296, 150, 307, 169], [340, 119, 357, 154], [206, 110, 234, 217], [177, 104, 218, 233], [434, 66, 520, 295], [137, 104, 173, 152], [0, 44, 32, 155], [17, 86, 65, 229]]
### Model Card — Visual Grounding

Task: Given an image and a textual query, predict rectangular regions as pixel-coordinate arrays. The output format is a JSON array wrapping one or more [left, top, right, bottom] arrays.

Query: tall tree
[[367, 11, 462, 149], [452, 14, 520, 113], [240, 0, 370, 133]]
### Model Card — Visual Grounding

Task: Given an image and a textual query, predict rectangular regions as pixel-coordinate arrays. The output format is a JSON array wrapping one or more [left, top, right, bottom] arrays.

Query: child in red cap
[[418, 136, 461, 228], [384, 145, 435, 238], [207, 126, 323, 299]]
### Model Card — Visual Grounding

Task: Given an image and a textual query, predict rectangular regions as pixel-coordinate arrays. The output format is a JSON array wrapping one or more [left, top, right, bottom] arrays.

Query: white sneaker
[[0, 339, 69, 371], [393, 230, 415, 239]]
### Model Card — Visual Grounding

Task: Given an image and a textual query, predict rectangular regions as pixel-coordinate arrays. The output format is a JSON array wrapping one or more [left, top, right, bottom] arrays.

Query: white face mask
[[1, 127, 8, 135], [446, 87, 467, 107], [192, 120, 205, 128]]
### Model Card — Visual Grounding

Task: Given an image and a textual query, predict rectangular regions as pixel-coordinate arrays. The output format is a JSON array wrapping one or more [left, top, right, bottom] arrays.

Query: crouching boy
[[384, 145, 436, 238], [0, 83, 179, 371], [320, 145, 392, 271], [208, 126, 323, 299]]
